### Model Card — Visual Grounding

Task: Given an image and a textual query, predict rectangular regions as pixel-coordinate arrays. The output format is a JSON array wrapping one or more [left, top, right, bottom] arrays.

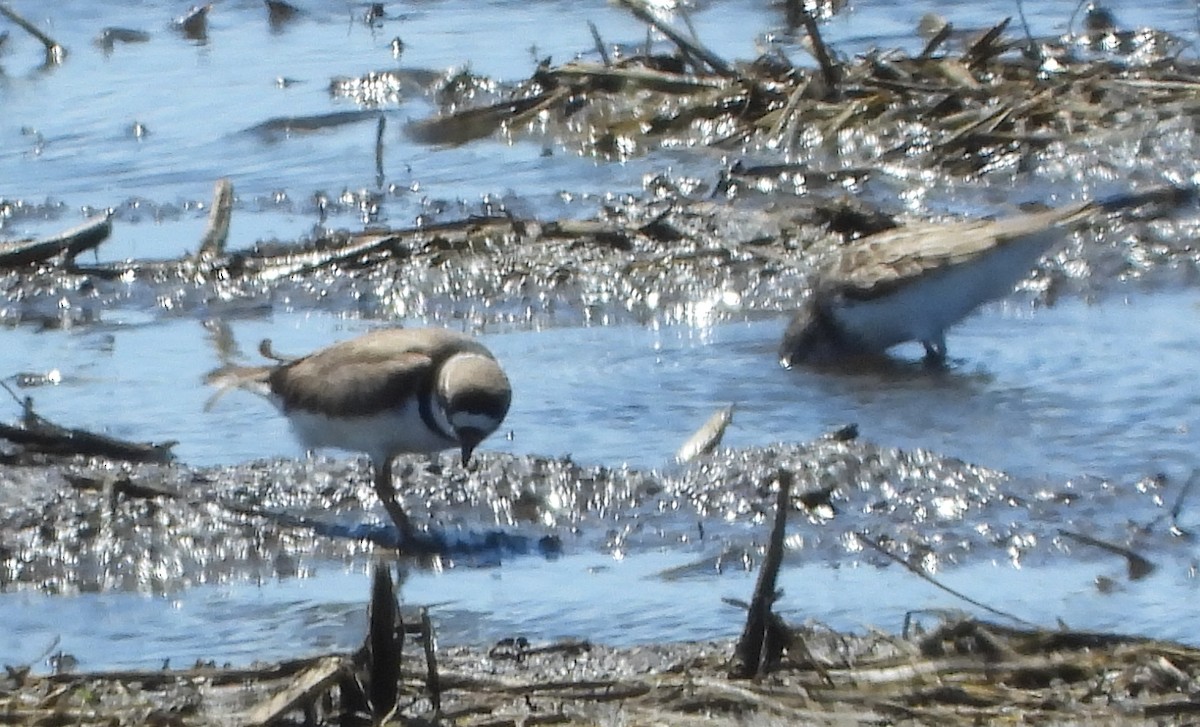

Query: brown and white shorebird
[[206, 328, 512, 543], [779, 185, 1194, 368]]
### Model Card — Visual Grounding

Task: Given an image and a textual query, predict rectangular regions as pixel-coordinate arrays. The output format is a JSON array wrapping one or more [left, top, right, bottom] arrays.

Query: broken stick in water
[[198, 178, 234, 257], [0, 384, 175, 463], [366, 562, 402, 721], [615, 0, 735, 77], [0, 214, 112, 270], [731, 469, 792, 678], [1058, 528, 1157, 581], [0, 3, 65, 63], [676, 404, 734, 463]]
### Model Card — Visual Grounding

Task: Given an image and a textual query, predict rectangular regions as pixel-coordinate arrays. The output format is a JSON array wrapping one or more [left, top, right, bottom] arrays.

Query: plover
[[206, 327, 512, 543], [779, 185, 1194, 367]]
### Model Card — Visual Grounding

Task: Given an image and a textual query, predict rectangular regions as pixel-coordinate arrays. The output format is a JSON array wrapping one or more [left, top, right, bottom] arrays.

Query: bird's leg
[[373, 456, 417, 545], [922, 333, 948, 367]]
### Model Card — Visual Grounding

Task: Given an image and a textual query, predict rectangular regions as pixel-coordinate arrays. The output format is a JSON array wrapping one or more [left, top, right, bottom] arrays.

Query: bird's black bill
[[458, 427, 485, 467]]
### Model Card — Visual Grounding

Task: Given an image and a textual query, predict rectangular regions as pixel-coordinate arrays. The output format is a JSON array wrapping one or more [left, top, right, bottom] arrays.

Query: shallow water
[[5, 0, 1199, 257], [6, 547, 1200, 671], [4, 0, 1200, 672], [5, 293, 1197, 481], [4, 295, 1200, 669]]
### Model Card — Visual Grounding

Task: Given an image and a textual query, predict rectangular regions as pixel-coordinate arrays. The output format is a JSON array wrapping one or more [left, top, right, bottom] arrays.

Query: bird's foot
[[921, 338, 948, 369]]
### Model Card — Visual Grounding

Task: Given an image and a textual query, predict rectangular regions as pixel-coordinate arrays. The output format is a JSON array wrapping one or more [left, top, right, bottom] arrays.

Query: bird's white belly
[[833, 232, 1056, 350], [278, 401, 456, 462]]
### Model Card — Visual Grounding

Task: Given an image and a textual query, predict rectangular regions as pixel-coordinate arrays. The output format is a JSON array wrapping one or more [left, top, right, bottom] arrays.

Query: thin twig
[[420, 607, 442, 712], [796, 4, 839, 95], [615, 0, 735, 77], [374, 115, 387, 189], [855, 531, 1035, 627], [1014, 0, 1042, 61], [0, 3, 65, 63], [367, 562, 401, 721], [918, 20, 953, 59], [588, 20, 611, 67], [1058, 529, 1156, 581], [1170, 469, 1199, 522]]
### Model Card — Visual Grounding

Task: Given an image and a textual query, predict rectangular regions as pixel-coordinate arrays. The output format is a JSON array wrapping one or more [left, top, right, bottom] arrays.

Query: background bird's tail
[[203, 364, 273, 411], [1003, 183, 1196, 240], [1092, 183, 1197, 217]]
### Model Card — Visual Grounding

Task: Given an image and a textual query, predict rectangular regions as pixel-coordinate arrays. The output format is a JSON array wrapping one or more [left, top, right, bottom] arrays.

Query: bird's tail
[[203, 363, 273, 411], [1091, 183, 1197, 218], [1007, 183, 1197, 240]]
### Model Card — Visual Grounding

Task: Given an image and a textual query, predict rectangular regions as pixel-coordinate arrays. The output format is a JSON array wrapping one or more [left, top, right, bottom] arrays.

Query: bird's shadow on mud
[[300, 516, 565, 566]]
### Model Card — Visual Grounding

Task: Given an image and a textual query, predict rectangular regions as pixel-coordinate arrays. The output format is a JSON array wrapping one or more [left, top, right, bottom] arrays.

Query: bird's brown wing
[[270, 342, 436, 417], [827, 200, 1098, 300]]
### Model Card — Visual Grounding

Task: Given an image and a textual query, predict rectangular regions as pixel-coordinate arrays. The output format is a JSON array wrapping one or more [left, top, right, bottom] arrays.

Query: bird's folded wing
[[829, 200, 1096, 299], [271, 352, 433, 416]]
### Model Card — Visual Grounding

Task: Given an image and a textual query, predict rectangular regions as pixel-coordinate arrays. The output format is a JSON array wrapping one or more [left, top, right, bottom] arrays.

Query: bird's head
[[436, 352, 512, 466], [778, 295, 840, 368]]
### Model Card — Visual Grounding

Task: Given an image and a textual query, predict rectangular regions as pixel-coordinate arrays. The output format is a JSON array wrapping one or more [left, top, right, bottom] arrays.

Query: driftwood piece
[[68, 214, 521, 289], [794, 3, 840, 95], [244, 109, 381, 139], [405, 94, 555, 145], [197, 178, 234, 256], [0, 215, 111, 269], [0, 394, 174, 463], [676, 404, 734, 462], [14, 599, 1200, 725], [551, 61, 724, 94], [242, 656, 348, 727], [0, 419, 175, 463]]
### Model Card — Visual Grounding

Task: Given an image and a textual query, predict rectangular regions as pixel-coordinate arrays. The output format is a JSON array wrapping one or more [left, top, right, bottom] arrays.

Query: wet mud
[[0, 436, 1175, 593]]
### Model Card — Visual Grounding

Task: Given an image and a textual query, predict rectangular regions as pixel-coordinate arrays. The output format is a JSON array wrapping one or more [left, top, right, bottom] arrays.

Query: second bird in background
[[779, 185, 1196, 368]]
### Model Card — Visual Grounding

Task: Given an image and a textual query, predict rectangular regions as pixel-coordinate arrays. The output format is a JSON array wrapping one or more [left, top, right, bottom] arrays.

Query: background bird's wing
[[828, 200, 1096, 299]]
